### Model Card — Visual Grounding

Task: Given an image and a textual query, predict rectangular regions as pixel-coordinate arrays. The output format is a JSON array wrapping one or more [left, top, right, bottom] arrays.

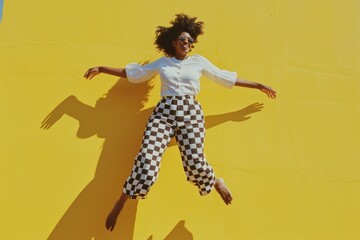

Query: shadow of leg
[[163, 220, 193, 240]]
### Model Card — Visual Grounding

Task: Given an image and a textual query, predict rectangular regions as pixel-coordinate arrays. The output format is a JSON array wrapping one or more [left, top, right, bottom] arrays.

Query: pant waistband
[[162, 95, 195, 100]]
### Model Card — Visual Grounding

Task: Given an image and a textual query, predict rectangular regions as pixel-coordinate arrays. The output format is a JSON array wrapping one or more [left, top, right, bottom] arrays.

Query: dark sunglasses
[[178, 35, 195, 44]]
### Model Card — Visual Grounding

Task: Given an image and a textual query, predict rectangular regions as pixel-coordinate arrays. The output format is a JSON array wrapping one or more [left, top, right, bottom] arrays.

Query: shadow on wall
[[43, 78, 155, 239], [147, 220, 193, 240], [41, 77, 264, 239], [163, 220, 193, 240]]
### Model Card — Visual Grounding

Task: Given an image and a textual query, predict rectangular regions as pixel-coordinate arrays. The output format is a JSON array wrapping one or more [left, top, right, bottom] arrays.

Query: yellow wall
[[1, 1, 359, 239]]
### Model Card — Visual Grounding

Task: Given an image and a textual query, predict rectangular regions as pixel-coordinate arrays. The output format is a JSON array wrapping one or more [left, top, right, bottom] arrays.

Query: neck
[[174, 54, 188, 60]]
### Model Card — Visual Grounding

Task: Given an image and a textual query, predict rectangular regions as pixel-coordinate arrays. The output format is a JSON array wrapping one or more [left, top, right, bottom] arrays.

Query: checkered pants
[[123, 95, 215, 199]]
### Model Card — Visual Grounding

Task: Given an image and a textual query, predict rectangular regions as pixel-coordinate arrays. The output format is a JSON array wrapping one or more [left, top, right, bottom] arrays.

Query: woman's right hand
[[259, 84, 277, 99], [84, 67, 101, 80]]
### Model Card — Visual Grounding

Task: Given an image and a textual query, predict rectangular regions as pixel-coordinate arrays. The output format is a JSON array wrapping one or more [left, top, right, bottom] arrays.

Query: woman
[[84, 14, 276, 231]]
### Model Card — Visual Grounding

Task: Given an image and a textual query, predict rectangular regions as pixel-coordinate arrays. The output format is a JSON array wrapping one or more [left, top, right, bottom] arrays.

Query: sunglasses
[[178, 35, 195, 44]]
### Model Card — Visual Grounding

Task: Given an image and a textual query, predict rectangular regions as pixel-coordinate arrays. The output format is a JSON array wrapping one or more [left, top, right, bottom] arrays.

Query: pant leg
[[123, 100, 175, 199], [175, 99, 215, 196]]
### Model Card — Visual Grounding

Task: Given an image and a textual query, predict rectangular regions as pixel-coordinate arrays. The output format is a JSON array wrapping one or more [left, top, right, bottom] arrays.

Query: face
[[172, 32, 194, 59]]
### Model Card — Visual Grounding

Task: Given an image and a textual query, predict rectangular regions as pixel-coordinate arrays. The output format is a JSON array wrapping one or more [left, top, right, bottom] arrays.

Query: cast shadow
[[43, 78, 155, 240], [163, 220, 193, 240], [147, 220, 193, 240], [42, 79, 264, 239], [205, 102, 264, 129]]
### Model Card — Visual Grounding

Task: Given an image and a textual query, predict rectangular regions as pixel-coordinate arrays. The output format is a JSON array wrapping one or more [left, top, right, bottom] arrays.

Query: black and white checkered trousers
[[123, 95, 215, 199]]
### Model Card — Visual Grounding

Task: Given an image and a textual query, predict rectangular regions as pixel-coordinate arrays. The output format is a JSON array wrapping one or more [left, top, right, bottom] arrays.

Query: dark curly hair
[[154, 14, 205, 57]]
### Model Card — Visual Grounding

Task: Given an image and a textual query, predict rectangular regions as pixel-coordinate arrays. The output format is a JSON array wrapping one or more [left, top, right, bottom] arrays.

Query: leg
[[123, 115, 175, 199], [175, 99, 232, 205], [105, 114, 175, 231], [214, 178, 233, 205], [176, 123, 232, 204], [105, 192, 128, 231], [175, 120, 215, 195]]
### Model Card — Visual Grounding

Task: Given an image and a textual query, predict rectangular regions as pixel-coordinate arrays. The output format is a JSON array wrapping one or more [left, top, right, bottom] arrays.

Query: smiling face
[[172, 32, 194, 60]]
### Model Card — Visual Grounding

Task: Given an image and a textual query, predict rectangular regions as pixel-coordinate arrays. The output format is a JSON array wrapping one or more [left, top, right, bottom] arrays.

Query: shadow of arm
[[40, 95, 95, 130], [205, 102, 264, 129]]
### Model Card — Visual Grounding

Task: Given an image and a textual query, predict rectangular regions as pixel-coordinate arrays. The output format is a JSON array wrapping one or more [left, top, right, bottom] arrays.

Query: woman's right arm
[[84, 66, 127, 80]]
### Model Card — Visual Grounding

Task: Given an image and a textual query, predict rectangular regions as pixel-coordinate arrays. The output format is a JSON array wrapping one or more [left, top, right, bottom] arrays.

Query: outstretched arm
[[235, 78, 277, 99], [84, 66, 127, 80]]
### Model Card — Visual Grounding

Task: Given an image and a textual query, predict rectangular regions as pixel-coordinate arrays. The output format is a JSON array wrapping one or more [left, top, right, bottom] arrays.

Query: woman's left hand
[[260, 85, 277, 99], [84, 67, 101, 80]]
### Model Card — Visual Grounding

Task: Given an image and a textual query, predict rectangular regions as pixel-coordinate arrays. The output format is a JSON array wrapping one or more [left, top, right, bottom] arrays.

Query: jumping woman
[[84, 14, 276, 231]]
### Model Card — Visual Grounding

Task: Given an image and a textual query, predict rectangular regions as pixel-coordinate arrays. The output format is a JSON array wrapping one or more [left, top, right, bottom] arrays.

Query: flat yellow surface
[[1, 1, 359, 239]]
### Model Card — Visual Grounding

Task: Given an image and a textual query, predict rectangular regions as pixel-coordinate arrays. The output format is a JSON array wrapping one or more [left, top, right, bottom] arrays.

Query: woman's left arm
[[235, 78, 277, 99]]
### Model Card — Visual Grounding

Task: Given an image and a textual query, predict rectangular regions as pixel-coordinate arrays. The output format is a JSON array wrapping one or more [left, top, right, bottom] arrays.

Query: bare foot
[[214, 178, 233, 205], [106, 193, 128, 231]]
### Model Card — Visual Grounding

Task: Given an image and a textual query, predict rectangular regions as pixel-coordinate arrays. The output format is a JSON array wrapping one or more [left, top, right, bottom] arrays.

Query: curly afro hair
[[154, 14, 205, 57]]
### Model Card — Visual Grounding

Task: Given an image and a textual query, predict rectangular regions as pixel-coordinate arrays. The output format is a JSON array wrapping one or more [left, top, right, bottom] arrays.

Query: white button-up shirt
[[125, 54, 237, 96]]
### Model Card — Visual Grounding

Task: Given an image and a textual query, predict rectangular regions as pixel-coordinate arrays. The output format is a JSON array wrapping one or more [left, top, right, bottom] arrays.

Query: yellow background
[[1, 0, 360, 239]]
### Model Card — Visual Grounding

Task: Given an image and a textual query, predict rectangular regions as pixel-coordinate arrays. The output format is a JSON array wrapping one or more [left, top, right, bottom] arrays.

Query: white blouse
[[125, 54, 237, 97]]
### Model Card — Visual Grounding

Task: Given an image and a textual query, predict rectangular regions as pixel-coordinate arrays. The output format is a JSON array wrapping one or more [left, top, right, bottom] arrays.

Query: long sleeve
[[125, 59, 161, 83], [199, 55, 237, 89]]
